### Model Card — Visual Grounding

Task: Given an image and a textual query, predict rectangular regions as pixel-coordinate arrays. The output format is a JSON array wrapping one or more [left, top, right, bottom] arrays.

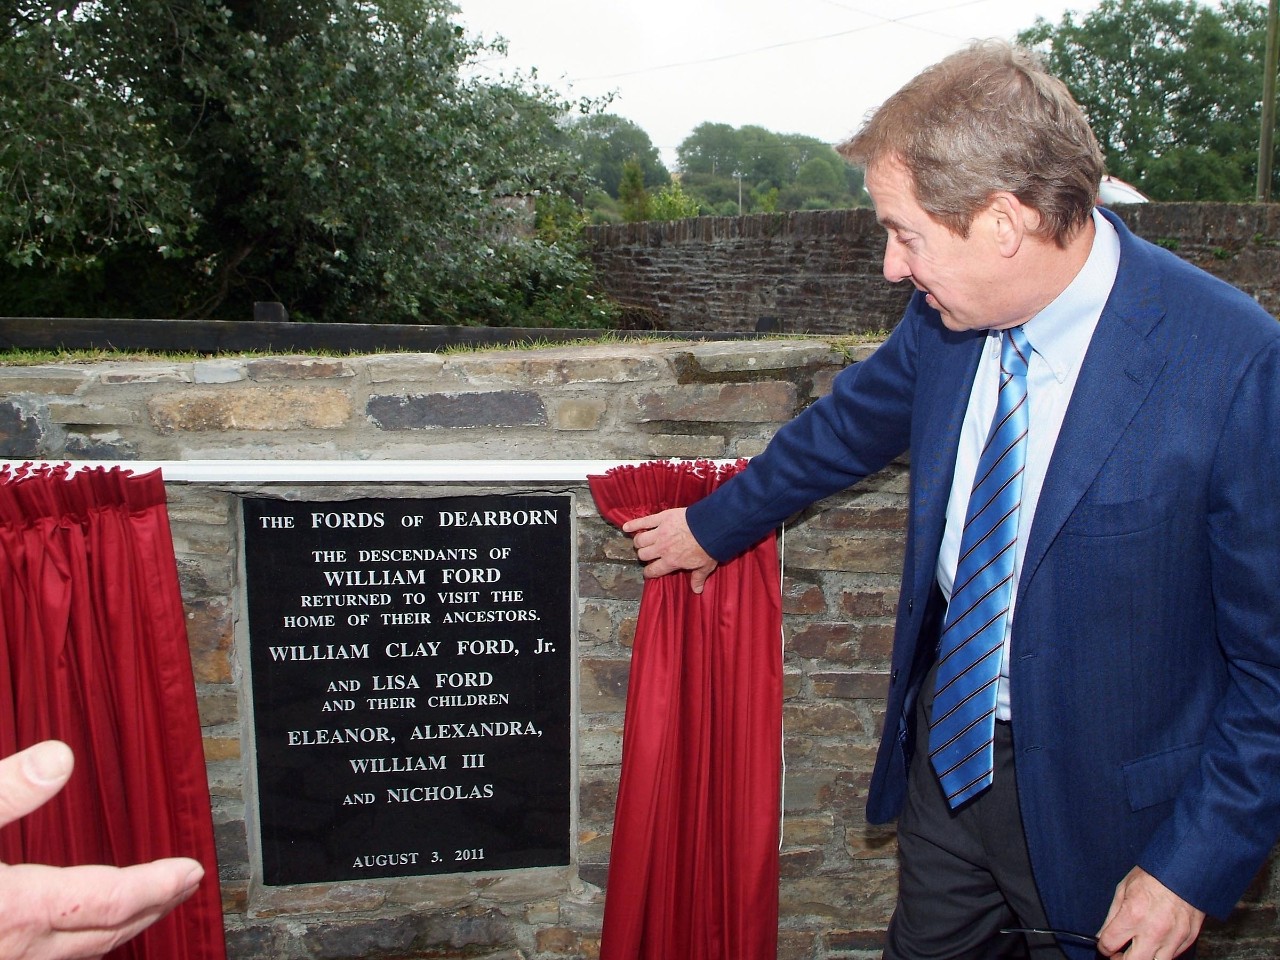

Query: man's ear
[[987, 192, 1032, 259]]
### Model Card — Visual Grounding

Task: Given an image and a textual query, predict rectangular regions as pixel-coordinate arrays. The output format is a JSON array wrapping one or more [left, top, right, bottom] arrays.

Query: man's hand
[[1096, 866, 1204, 960], [0, 740, 205, 960], [622, 507, 719, 594]]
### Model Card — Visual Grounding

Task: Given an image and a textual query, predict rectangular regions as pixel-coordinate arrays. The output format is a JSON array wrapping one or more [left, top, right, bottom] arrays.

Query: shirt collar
[[1007, 207, 1121, 383]]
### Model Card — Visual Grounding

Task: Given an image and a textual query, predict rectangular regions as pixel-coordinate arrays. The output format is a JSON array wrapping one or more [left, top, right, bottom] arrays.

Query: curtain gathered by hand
[[590, 459, 782, 960], [0, 464, 226, 960]]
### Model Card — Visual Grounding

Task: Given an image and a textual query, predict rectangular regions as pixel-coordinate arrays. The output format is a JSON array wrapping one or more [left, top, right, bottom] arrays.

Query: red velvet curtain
[[0, 464, 226, 960], [590, 460, 782, 960]]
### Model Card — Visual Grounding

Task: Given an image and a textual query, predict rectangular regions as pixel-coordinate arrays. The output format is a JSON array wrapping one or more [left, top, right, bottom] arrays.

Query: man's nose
[[882, 243, 910, 283]]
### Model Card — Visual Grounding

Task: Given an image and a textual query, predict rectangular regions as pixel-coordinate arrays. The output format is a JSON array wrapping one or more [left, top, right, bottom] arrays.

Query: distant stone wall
[[584, 203, 1280, 334], [1, 339, 1277, 959]]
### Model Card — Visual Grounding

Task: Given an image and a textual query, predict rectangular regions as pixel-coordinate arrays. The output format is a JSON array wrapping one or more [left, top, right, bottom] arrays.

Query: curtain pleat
[[590, 459, 782, 960], [0, 463, 226, 960]]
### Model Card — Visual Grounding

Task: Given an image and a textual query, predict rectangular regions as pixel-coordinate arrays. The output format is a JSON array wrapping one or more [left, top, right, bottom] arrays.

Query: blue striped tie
[[929, 326, 1031, 808]]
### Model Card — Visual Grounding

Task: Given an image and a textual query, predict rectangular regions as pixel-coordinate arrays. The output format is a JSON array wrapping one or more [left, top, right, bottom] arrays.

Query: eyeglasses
[[1000, 926, 1100, 947]]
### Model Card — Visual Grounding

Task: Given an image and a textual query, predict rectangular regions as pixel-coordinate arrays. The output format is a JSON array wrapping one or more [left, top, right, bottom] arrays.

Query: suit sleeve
[[1138, 332, 1280, 917], [687, 299, 924, 562]]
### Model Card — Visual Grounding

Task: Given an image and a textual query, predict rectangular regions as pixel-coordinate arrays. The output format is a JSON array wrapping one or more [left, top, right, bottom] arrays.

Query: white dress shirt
[[936, 208, 1121, 720]]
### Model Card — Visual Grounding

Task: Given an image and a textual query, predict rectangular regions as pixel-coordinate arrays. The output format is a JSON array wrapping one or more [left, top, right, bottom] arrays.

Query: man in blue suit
[[624, 41, 1280, 960]]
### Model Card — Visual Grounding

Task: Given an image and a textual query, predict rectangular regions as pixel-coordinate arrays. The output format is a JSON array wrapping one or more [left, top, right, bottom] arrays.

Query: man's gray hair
[[839, 39, 1105, 247]]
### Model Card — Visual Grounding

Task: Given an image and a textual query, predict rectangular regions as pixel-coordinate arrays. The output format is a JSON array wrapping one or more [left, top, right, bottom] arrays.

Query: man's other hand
[[0, 740, 204, 960]]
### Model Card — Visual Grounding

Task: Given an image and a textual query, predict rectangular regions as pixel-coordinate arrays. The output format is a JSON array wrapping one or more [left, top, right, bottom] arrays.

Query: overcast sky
[[456, 0, 1103, 166]]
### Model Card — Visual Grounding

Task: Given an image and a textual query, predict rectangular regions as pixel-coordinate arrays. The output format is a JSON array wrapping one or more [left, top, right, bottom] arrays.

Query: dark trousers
[[884, 664, 1070, 960]]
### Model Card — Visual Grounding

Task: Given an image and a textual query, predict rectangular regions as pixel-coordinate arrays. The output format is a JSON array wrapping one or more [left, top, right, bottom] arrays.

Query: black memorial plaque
[[242, 494, 572, 885]]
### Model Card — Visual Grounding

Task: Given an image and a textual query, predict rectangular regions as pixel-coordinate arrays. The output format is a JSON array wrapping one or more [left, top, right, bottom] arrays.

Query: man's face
[[864, 159, 1009, 332]]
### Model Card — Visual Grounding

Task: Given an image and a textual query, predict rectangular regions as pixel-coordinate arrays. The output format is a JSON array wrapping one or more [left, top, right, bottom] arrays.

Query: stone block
[[684, 340, 836, 373], [579, 658, 630, 714], [783, 768, 842, 813], [733, 436, 771, 457], [578, 775, 619, 822], [811, 671, 889, 701], [246, 357, 355, 380], [783, 700, 874, 739], [202, 735, 240, 762], [220, 880, 250, 916], [789, 621, 857, 662], [526, 899, 561, 925], [367, 390, 545, 430], [634, 382, 797, 423], [576, 602, 614, 645], [779, 846, 825, 877], [854, 623, 896, 661], [779, 867, 897, 924], [845, 822, 899, 860], [578, 562, 642, 601], [805, 740, 880, 772], [453, 349, 663, 385], [0, 366, 90, 395], [777, 930, 819, 960], [826, 928, 891, 953], [197, 691, 240, 727], [536, 927, 589, 955], [222, 920, 283, 959], [365, 353, 448, 383], [578, 862, 609, 890], [149, 386, 351, 432], [556, 398, 606, 431], [193, 360, 247, 384], [783, 576, 827, 615], [250, 882, 387, 918], [577, 722, 623, 766], [786, 533, 904, 574], [644, 433, 727, 458], [0, 399, 44, 457], [618, 613, 637, 648], [99, 365, 191, 384], [185, 596, 234, 683], [205, 759, 243, 800], [64, 431, 138, 459], [782, 813, 835, 847], [816, 503, 910, 532], [47, 401, 138, 426], [836, 583, 899, 619], [301, 910, 513, 957], [175, 554, 234, 597], [783, 665, 804, 700], [214, 818, 249, 882], [165, 489, 234, 526], [473, 867, 575, 903]]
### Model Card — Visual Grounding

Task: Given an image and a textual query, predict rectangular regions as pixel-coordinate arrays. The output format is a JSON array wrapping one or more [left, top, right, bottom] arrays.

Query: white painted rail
[[0, 459, 655, 484]]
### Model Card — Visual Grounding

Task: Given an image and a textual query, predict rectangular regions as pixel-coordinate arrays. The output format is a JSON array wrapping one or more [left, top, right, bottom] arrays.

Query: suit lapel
[[909, 326, 984, 606], [1019, 214, 1169, 594]]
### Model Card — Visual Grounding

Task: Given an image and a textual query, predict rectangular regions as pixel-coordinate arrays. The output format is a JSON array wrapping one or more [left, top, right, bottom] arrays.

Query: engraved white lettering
[[269, 644, 369, 661], [437, 509, 559, 527]]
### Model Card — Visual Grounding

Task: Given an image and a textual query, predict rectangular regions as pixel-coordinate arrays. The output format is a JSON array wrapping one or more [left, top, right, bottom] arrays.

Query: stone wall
[[2, 339, 1278, 959], [584, 203, 1280, 334]]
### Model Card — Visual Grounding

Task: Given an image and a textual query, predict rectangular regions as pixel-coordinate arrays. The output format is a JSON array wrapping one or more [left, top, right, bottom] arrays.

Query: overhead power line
[[570, 0, 1000, 82]]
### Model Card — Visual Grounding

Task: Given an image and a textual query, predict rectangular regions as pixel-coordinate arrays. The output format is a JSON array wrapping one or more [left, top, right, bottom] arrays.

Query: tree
[[675, 122, 865, 212], [617, 157, 651, 222], [1018, 0, 1275, 201], [650, 179, 702, 220], [0, 0, 611, 326], [676, 122, 741, 176], [567, 113, 669, 198]]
